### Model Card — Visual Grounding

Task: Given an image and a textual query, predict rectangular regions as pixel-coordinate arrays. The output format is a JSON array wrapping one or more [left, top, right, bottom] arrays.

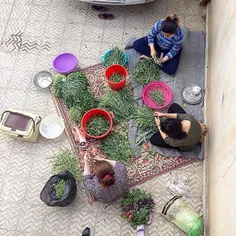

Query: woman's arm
[[94, 156, 116, 168], [83, 153, 91, 176], [154, 111, 177, 119], [166, 29, 184, 60], [155, 117, 168, 139], [147, 21, 162, 45]]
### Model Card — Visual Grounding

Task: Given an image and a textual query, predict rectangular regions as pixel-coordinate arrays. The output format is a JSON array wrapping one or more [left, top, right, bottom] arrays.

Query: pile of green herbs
[[135, 106, 157, 131], [86, 115, 110, 136], [53, 179, 66, 198], [105, 46, 125, 66], [98, 88, 136, 123], [148, 89, 165, 106], [100, 130, 133, 164], [52, 72, 87, 99], [51, 149, 81, 182], [52, 72, 97, 122], [132, 59, 160, 85], [120, 188, 155, 229], [68, 107, 82, 123], [109, 73, 124, 83]]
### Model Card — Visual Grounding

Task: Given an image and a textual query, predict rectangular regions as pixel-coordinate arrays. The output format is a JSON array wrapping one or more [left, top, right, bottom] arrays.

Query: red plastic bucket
[[81, 108, 114, 139], [105, 64, 128, 90]]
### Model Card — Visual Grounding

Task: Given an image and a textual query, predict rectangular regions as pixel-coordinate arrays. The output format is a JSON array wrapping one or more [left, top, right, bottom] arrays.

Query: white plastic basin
[[39, 115, 65, 139]]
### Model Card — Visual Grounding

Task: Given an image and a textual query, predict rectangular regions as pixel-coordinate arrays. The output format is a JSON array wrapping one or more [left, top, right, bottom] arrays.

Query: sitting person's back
[[83, 155, 128, 202]]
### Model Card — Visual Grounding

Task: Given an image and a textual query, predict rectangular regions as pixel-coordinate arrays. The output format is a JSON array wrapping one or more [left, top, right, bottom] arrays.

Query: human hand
[[94, 156, 105, 161], [150, 49, 157, 62], [154, 111, 164, 117], [83, 152, 90, 162], [155, 116, 161, 127]]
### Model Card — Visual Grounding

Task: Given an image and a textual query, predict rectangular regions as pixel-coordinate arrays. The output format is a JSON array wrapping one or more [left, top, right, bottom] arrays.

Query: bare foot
[[74, 126, 83, 135], [140, 55, 150, 59], [72, 129, 79, 142], [74, 126, 86, 143]]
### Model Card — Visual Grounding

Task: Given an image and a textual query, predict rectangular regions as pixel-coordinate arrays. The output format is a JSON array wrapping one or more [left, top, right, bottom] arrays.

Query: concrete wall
[[207, 0, 236, 235]]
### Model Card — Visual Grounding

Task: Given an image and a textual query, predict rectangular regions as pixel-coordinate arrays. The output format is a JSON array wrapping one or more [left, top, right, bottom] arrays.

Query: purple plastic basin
[[53, 53, 78, 74]]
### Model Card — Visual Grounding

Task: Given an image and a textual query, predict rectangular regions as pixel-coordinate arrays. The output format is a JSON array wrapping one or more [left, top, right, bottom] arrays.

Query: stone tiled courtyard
[[0, 0, 205, 235]]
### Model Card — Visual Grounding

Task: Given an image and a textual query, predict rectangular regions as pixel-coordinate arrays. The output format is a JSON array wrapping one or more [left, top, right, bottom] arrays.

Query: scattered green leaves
[[105, 46, 125, 66], [148, 89, 165, 106], [132, 59, 160, 85], [109, 73, 124, 83], [53, 179, 66, 198], [100, 131, 133, 164], [86, 115, 110, 136], [51, 149, 81, 182], [98, 88, 136, 123]]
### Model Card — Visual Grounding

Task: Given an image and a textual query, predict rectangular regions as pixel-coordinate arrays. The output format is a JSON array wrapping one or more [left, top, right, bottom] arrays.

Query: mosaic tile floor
[[0, 0, 205, 235]]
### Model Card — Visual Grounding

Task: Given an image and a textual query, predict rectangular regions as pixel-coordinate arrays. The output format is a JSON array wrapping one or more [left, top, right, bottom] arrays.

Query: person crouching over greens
[[133, 14, 184, 75], [83, 153, 128, 202], [150, 103, 205, 151]]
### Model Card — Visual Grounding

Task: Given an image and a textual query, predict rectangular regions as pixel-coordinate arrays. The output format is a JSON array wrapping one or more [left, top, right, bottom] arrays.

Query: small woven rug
[[50, 63, 197, 187]]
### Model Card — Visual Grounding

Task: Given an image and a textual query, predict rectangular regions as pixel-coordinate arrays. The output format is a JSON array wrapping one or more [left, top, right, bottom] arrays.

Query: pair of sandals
[[92, 5, 114, 20], [136, 209, 155, 236]]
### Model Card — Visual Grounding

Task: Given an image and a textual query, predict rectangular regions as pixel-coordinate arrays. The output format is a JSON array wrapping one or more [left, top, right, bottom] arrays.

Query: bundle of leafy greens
[[132, 59, 160, 85], [68, 107, 82, 123], [52, 72, 97, 122], [72, 89, 97, 112], [52, 72, 87, 99], [120, 188, 155, 229], [98, 88, 136, 123], [148, 89, 165, 106], [51, 149, 81, 182], [100, 131, 133, 164], [135, 106, 157, 131], [105, 46, 125, 66]]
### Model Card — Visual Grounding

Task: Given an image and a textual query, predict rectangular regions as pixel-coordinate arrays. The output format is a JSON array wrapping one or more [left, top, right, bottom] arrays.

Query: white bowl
[[39, 115, 65, 139]]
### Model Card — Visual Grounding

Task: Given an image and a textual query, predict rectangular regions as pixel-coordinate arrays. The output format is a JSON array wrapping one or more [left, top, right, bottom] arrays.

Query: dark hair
[[95, 160, 115, 187], [160, 118, 187, 139], [161, 14, 179, 34]]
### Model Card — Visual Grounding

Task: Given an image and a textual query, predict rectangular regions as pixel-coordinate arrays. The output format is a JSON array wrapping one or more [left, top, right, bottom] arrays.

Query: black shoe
[[82, 227, 90, 236], [92, 5, 108, 12]]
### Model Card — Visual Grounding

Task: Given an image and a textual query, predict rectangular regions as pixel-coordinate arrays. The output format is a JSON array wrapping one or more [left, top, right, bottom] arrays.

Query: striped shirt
[[148, 19, 184, 59]]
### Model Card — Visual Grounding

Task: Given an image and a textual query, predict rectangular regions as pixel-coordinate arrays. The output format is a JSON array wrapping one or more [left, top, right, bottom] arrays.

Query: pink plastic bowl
[[142, 81, 172, 110]]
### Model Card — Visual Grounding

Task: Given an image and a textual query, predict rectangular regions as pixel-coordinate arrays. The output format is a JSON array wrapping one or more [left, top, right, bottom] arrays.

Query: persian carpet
[[50, 63, 197, 187]]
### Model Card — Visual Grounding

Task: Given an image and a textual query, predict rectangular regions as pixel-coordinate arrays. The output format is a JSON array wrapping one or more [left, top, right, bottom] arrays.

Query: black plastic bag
[[40, 171, 77, 207]]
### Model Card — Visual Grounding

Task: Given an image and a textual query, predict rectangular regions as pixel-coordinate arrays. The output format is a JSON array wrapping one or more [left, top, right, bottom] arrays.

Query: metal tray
[[181, 84, 204, 105]]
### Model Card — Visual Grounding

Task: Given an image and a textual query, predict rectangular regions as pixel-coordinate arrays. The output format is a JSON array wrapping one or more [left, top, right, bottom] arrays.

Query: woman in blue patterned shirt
[[133, 14, 184, 74]]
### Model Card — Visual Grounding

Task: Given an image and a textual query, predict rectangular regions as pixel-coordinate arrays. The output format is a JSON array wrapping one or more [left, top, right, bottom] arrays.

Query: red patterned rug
[[50, 63, 197, 187]]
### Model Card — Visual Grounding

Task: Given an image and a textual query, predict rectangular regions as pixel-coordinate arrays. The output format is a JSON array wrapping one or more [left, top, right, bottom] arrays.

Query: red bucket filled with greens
[[81, 108, 114, 139]]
